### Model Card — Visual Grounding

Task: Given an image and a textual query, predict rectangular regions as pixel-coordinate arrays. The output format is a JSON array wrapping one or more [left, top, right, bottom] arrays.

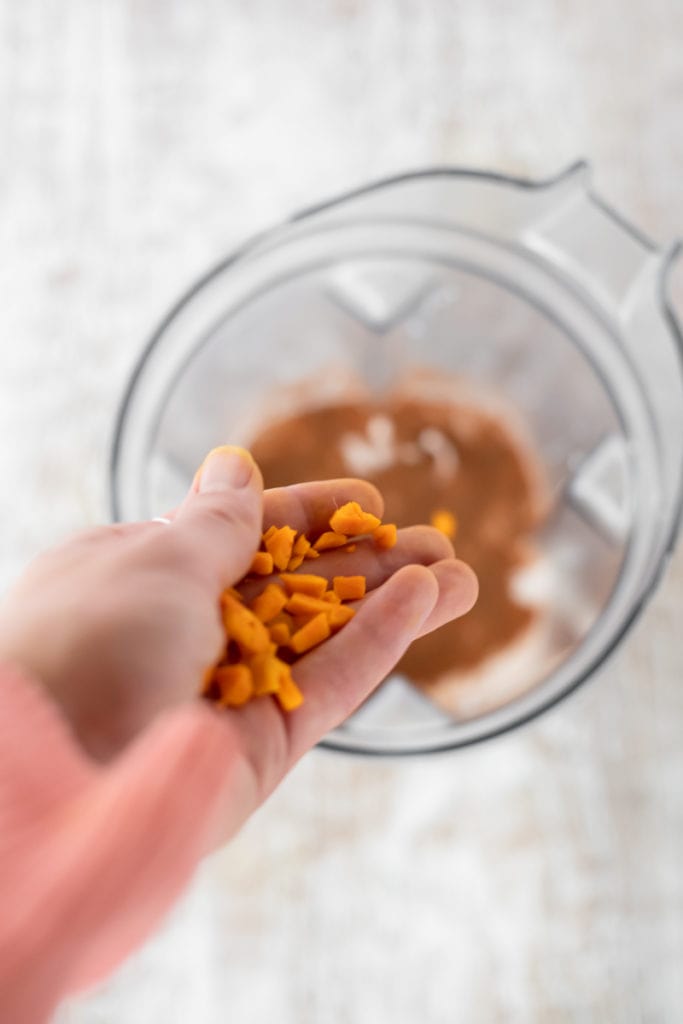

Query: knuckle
[[155, 531, 198, 573]]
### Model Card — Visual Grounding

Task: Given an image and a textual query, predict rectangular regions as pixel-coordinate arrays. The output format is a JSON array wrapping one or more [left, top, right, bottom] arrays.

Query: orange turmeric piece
[[328, 604, 355, 629], [313, 531, 349, 552], [249, 583, 287, 623], [329, 501, 381, 536], [268, 621, 291, 646], [275, 664, 304, 711], [264, 525, 297, 571], [289, 612, 331, 655], [285, 592, 336, 618], [250, 652, 284, 696], [270, 610, 295, 631], [221, 594, 271, 655], [293, 533, 311, 554], [430, 508, 457, 540], [279, 573, 329, 598], [249, 550, 274, 575], [215, 664, 254, 707], [332, 576, 366, 601], [286, 536, 312, 570], [373, 523, 397, 550]]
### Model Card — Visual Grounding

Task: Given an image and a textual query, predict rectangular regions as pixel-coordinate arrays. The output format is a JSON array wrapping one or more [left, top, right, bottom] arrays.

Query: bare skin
[[0, 447, 478, 823], [0, 448, 478, 1015]]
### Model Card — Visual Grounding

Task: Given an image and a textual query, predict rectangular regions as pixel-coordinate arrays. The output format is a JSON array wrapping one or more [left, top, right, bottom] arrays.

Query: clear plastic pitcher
[[111, 163, 683, 754]]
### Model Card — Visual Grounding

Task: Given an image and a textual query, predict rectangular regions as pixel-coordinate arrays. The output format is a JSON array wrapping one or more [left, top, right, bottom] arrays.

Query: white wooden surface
[[1, 2, 682, 1021]]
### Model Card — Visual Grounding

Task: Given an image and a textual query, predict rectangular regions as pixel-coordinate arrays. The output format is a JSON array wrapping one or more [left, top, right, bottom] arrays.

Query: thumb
[[173, 446, 264, 587]]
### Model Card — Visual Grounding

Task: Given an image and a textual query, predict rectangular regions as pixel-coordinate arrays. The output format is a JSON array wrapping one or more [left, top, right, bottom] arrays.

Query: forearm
[[0, 663, 237, 1023]]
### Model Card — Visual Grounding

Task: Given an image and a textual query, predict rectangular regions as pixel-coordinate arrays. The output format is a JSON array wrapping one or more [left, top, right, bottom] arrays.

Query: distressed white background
[[1, 1, 682, 1021]]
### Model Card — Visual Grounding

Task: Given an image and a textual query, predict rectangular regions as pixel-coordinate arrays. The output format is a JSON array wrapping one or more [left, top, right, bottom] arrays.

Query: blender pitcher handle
[[523, 163, 662, 319]]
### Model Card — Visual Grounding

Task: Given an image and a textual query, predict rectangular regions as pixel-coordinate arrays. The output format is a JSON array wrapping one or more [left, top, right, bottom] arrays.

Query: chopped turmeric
[[289, 612, 331, 654], [250, 653, 284, 696], [215, 664, 253, 707], [293, 534, 313, 557], [285, 592, 336, 618], [373, 523, 397, 550], [249, 550, 274, 575], [264, 525, 297, 571], [249, 583, 287, 623], [275, 664, 304, 711], [313, 531, 349, 552], [286, 554, 306, 571], [279, 573, 329, 598], [332, 575, 366, 601], [329, 501, 381, 536], [268, 621, 291, 646], [430, 508, 457, 539], [221, 594, 272, 654], [269, 611, 295, 632], [328, 604, 356, 629]]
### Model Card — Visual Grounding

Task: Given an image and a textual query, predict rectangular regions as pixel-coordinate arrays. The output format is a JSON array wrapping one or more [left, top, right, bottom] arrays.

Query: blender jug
[[111, 163, 683, 754]]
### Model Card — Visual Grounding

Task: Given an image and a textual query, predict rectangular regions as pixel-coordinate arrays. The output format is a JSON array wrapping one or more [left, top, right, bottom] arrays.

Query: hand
[[0, 447, 477, 1009], [0, 446, 477, 763]]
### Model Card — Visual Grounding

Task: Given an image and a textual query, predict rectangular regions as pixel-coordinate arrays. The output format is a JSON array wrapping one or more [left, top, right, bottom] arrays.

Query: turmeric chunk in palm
[[332, 576, 366, 601], [328, 604, 356, 629], [279, 573, 329, 598], [373, 523, 397, 550], [285, 592, 335, 618], [222, 594, 271, 654], [313, 531, 349, 552], [269, 621, 291, 646], [329, 501, 381, 536], [289, 612, 331, 654], [249, 550, 274, 575], [264, 525, 297, 571], [215, 664, 254, 707], [250, 653, 284, 696], [250, 583, 288, 623], [275, 664, 304, 711]]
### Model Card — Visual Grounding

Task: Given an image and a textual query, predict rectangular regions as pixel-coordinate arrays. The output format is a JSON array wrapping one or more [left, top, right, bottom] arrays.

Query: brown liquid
[[249, 396, 546, 689]]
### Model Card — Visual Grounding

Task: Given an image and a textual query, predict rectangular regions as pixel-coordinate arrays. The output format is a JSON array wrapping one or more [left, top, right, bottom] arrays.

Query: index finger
[[262, 478, 384, 536], [169, 477, 383, 538]]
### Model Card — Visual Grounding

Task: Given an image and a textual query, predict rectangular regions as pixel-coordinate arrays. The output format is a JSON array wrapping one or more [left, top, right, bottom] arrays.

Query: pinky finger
[[416, 559, 478, 638], [284, 564, 439, 761]]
